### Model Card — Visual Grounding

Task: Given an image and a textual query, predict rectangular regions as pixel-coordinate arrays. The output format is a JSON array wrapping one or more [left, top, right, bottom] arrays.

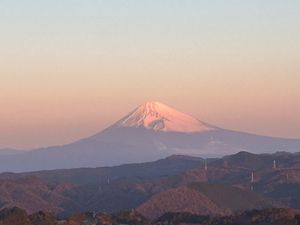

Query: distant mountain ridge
[[0, 148, 24, 156], [0, 101, 300, 172]]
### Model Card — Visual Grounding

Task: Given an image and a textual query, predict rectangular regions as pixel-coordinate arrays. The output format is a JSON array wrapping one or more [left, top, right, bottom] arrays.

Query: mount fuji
[[1, 101, 300, 172], [115, 101, 214, 133]]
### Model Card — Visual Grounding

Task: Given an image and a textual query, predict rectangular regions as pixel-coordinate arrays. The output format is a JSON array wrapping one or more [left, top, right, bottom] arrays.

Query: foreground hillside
[[1, 207, 300, 225], [0, 155, 204, 216], [137, 183, 275, 219], [1, 151, 300, 218]]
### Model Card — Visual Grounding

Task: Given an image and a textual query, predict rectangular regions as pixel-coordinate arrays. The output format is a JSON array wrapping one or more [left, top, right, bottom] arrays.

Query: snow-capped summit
[[1, 100, 300, 172], [116, 101, 214, 133]]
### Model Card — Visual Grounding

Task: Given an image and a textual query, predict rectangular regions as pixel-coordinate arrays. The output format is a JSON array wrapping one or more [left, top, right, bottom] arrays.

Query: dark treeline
[[1, 207, 300, 225]]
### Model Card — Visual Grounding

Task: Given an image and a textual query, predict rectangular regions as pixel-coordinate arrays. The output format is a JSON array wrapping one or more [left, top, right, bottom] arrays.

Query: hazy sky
[[1, 0, 300, 149]]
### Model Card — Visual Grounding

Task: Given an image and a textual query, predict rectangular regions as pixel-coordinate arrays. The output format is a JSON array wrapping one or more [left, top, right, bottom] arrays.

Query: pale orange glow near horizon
[[1, 71, 300, 149], [1, 1, 300, 149]]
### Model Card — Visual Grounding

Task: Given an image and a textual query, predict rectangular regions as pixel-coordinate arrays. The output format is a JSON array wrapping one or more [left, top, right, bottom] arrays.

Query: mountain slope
[[137, 182, 276, 219], [0, 149, 24, 156], [2, 152, 300, 218], [0, 156, 204, 216], [0, 101, 300, 172], [0, 177, 76, 214], [0, 155, 204, 185]]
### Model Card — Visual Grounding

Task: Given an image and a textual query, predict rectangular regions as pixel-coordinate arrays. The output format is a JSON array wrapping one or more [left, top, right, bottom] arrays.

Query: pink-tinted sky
[[0, 0, 300, 149]]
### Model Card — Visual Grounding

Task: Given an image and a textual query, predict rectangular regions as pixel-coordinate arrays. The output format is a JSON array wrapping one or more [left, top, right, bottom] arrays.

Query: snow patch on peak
[[116, 101, 214, 133]]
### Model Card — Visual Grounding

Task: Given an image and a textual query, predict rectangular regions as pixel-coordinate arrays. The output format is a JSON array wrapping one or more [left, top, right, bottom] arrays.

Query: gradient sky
[[1, 0, 300, 149]]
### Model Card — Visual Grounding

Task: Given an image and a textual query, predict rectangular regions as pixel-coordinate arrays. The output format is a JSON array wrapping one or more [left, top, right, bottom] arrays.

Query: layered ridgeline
[[1, 101, 300, 172], [2, 151, 300, 218]]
